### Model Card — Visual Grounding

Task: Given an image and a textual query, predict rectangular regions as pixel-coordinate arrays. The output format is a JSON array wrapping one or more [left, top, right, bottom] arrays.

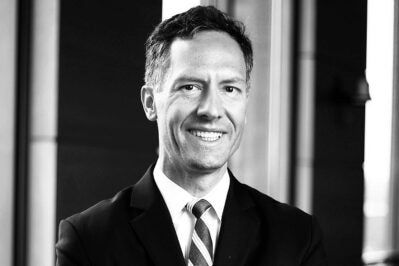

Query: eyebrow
[[174, 75, 246, 85], [220, 77, 246, 84], [174, 75, 206, 84]]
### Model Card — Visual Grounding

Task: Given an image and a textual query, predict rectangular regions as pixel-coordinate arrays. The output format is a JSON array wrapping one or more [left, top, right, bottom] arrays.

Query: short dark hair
[[144, 5, 253, 89]]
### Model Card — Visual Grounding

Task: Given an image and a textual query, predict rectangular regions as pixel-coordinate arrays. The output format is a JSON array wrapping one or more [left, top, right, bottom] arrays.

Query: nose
[[196, 87, 223, 120]]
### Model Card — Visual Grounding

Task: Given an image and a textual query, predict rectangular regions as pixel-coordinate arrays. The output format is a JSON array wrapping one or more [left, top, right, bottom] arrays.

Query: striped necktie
[[186, 199, 214, 266]]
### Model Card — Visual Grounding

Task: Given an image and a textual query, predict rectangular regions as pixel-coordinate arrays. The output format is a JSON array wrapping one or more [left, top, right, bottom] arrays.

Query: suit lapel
[[214, 171, 261, 266], [129, 166, 186, 266]]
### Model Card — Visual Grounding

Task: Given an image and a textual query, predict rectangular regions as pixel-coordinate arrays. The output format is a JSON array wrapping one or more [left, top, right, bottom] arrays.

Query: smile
[[189, 130, 223, 142]]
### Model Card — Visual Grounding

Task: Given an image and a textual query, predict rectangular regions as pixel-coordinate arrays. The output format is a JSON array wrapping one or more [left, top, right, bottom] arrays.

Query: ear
[[141, 85, 157, 121]]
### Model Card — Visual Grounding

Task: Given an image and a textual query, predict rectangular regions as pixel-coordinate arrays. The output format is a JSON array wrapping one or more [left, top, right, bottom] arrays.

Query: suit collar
[[129, 164, 186, 266], [129, 165, 260, 266], [213, 169, 261, 266], [130, 164, 158, 210]]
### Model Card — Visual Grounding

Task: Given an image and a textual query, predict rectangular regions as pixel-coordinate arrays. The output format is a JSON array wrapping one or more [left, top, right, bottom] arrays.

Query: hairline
[[150, 29, 252, 92]]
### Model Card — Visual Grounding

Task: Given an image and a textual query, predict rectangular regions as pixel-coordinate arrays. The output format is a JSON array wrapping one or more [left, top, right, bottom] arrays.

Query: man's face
[[144, 31, 248, 176]]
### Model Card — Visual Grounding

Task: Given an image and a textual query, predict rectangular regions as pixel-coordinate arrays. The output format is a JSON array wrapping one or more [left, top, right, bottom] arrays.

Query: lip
[[186, 126, 227, 134]]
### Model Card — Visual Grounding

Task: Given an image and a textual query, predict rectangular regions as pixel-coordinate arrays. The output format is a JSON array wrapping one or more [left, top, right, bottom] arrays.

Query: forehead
[[168, 31, 246, 76]]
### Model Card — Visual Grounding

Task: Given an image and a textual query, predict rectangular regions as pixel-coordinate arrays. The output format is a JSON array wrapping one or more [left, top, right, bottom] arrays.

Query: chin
[[187, 157, 227, 172]]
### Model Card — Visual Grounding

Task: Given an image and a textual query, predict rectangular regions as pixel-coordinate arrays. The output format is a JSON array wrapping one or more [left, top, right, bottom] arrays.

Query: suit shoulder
[[239, 183, 321, 251], [236, 183, 327, 264], [241, 183, 312, 224], [65, 186, 134, 232]]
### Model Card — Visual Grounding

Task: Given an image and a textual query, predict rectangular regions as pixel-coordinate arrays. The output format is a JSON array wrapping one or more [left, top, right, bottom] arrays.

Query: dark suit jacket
[[56, 165, 327, 266]]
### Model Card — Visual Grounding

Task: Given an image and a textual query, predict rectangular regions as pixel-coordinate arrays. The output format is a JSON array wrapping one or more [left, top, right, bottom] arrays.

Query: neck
[[157, 157, 227, 198]]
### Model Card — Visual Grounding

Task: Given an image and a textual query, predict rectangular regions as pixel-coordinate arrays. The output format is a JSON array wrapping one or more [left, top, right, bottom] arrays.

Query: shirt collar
[[154, 161, 192, 224], [153, 160, 230, 222], [202, 170, 230, 220]]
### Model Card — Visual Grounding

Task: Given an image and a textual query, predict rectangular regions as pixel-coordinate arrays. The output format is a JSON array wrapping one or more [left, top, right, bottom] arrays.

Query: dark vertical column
[[289, 0, 301, 205], [56, 0, 161, 224], [13, 0, 32, 265], [312, 1, 367, 265]]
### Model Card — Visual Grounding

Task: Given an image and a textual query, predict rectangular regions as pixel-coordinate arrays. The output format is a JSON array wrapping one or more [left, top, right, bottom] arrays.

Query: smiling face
[[142, 30, 248, 180]]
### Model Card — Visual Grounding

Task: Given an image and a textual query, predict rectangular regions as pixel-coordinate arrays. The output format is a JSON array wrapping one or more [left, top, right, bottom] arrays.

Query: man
[[56, 6, 327, 266]]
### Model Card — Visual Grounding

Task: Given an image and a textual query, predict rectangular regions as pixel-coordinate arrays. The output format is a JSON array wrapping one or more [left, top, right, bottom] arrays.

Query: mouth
[[188, 130, 224, 142]]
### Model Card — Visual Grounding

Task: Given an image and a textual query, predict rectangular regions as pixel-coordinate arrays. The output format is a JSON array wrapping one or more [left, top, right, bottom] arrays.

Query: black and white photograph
[[0, 0, 398, 266]]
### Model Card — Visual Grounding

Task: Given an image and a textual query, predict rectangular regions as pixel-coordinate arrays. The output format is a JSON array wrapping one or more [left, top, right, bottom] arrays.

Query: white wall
[[26, 1, 59, 266], [0, 1, 17, 265], [230, 0, 293, 204]]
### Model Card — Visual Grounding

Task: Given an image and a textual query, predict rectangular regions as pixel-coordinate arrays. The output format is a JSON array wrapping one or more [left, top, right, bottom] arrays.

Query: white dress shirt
[[153, 160, 230, 261]]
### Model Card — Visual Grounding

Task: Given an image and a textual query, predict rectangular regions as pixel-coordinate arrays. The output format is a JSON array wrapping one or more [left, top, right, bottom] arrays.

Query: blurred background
[[0, 0, 398, 265]]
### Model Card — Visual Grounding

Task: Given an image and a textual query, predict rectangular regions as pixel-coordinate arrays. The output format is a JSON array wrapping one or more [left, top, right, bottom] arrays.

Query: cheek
[[227, 102, 247, 127], [165, 104, 190, 133]]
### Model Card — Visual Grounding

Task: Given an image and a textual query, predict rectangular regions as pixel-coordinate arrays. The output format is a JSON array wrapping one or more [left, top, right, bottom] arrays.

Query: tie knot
[[187, 199, 212, 219]]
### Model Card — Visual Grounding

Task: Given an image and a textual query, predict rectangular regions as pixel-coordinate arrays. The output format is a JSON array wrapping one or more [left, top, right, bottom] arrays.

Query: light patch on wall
[[363, 0, 395, 261], [162, 0, 201, 20]]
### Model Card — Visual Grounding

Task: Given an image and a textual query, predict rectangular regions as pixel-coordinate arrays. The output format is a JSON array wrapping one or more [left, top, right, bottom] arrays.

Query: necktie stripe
[[189, 240, 211, 266], [194, 219, 213, 256], [187, 199, 214, 266], [193, 204, 210, 218], [192, 232, 213, 264], [186, 201, 211, 217]]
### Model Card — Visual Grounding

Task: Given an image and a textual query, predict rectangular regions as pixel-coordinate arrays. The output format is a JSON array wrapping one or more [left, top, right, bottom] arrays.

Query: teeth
[[190, 130, 223, 142]]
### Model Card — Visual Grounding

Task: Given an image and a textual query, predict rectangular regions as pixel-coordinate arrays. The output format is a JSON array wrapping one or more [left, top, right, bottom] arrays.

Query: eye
[[224, 86, 243, 94], [183, 85, 193, 90], [225, 86, 235, 93], [181, 84, 199, 91]]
